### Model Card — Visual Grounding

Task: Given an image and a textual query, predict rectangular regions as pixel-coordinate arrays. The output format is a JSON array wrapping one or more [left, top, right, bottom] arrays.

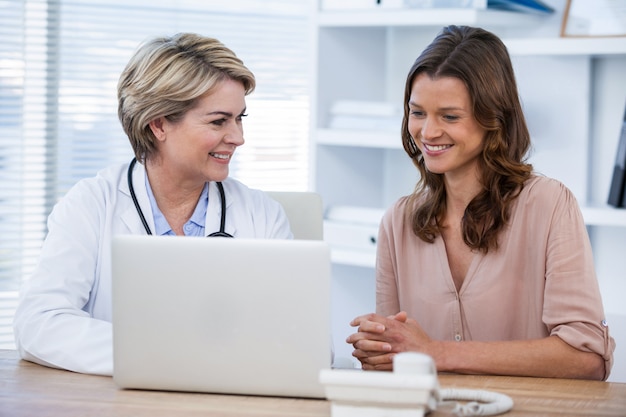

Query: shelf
[[505, 37, 626, 57], [582, 206, 626, 227], [330, 247, 376, 268], [317, 128, 402, 149], [317, 8, 545, 28]]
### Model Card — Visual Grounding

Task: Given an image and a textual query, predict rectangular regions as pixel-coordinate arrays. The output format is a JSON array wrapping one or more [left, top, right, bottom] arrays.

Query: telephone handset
[[319, 352, 513, 417]]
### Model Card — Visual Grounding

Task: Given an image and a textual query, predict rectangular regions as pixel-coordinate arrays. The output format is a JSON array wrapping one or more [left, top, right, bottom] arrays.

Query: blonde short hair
[[118, 33, 256, 162]]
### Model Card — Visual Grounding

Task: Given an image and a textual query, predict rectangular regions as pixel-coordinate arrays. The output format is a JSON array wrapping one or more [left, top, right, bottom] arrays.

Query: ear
[[148, 117, 167, 142]]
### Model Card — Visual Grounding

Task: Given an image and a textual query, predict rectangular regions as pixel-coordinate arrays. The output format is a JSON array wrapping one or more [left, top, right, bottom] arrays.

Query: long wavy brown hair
[[401, 25, 533, 253]]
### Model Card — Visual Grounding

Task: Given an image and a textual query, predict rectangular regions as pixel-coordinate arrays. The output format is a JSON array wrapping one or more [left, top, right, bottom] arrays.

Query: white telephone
[[319, 352, 513, 417]]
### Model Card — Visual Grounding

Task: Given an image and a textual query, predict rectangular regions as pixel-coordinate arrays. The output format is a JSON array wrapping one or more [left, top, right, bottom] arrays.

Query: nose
[[224, 122, 245, 146], [420, 116, 441, 141]]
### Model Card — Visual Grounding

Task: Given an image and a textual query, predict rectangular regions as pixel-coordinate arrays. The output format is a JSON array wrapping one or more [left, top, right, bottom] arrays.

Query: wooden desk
[[1, 349, 625, 416]]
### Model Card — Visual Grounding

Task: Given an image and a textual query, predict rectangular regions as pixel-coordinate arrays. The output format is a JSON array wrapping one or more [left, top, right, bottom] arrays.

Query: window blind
[[0, 0, 312, 349]]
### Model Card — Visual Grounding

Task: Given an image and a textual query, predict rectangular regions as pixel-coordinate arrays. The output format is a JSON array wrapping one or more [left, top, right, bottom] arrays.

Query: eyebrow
[[206, 111, 233, 117], [205, 108, 247, 117], [408, 101, 465, 112]]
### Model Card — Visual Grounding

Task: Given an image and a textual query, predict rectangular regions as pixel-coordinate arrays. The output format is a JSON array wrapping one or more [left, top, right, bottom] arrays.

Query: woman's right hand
[[346, 311, 438, 371]]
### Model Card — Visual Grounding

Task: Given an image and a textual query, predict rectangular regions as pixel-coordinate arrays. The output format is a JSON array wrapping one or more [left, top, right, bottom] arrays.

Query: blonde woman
[[14, 33, 292, 375]]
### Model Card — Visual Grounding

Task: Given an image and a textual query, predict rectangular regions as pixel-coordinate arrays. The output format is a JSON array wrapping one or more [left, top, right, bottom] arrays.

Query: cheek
[[407, 118, 422, 137], [469, 127, 487, 149]]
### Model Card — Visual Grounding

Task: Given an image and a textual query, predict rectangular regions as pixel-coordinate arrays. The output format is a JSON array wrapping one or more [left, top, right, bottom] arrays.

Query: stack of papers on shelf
[[321, 0, 404, 10], [404, 0, 487, 9], [324, 206, 386, 252], [329, 100, 402, 131], [321, 0, 488, 10]]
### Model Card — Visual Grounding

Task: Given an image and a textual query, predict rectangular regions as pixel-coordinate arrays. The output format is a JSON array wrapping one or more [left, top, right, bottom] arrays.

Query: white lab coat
[[13, 161, 292, 376]]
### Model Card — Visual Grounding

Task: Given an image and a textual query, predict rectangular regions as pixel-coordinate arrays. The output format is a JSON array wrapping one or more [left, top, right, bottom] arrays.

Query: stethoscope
[[127, 157, 233, 238]]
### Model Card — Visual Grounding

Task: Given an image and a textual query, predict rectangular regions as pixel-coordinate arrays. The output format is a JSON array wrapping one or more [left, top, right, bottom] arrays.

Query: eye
[[410, 109, 425, 118], [443, 114, 460, 122], [211, 118, 227, 126], [236, 113, 248, 122]]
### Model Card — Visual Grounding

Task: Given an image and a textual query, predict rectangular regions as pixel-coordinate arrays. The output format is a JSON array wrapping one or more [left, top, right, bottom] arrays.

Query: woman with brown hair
[[347, 25, 614, 380]]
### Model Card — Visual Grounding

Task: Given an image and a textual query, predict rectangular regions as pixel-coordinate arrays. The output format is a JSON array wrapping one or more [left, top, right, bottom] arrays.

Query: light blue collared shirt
[[145, 177, 209, 236]]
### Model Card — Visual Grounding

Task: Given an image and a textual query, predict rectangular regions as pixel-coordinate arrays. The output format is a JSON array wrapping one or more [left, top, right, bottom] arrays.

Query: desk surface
[[1, 349, 625, 417]]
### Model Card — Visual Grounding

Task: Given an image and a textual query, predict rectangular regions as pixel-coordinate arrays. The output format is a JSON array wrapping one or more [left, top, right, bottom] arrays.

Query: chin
[[209, 170, 229, 182], [424, 165, 446, 175]]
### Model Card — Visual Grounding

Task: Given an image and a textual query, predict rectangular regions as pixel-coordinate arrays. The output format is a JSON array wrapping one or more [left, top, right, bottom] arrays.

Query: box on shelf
[[329, 115, 401, 130], [329, 100, 402, 131], [324, 206, 385, 251], [330, 100, 400, 117]]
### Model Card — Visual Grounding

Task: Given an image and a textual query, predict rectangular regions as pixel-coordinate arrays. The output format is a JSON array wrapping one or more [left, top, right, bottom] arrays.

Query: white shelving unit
[[311, 2, 626, 379]]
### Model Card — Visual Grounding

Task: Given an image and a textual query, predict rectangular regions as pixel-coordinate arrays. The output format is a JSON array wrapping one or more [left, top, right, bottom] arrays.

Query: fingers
[[347, 337, 392, 353], [350, 312, 383, 327], [352, 350, 395, 371], [353, 312, 407, 328], [361, 361, 394, 371], [392, 311, 408, 322]]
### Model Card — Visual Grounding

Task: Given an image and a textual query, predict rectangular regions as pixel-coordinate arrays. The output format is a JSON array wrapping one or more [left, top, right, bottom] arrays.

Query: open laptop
[[111, 235, 331, 398]]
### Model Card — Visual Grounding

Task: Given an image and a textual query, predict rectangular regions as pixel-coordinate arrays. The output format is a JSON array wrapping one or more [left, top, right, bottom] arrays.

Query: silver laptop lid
[[112, 235, 331, 398]]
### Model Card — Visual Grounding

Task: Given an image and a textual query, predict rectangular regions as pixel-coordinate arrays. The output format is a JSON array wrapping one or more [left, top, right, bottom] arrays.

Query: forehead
[[189, 78, 247, 112], [410, 73, 470, 107]]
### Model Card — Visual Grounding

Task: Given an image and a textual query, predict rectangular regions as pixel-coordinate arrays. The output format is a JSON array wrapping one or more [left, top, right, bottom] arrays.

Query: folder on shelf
[[487, 0, 554, 14], [607, 102, 626, 208]]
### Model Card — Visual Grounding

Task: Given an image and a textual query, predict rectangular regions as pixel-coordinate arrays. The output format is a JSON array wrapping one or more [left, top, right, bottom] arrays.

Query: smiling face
[[149, 78, 247, 185], [408, 73, 486, 183]]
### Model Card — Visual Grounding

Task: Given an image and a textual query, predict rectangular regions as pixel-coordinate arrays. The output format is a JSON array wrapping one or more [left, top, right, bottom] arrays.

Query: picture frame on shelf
[[561, 0, 626, 38]]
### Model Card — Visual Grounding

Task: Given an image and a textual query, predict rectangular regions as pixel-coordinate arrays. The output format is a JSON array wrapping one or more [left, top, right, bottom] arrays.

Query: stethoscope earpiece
[[127, 157, 232, 238]]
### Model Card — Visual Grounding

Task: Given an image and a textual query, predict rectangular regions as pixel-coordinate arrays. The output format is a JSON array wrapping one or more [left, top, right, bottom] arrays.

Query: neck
[[443, 169, 482, 222], [145, 159, 205, 234]]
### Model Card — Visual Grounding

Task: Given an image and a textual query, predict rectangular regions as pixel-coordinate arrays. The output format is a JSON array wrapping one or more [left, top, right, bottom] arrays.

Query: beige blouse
[[376, 175, 615, 378]]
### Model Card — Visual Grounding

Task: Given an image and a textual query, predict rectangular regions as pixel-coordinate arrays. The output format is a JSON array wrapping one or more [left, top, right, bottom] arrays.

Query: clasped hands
[[346, 311, 438, 371]]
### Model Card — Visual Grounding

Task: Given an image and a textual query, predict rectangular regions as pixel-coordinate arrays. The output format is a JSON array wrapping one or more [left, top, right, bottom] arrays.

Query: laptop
[[111, 235, 331, 398]]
